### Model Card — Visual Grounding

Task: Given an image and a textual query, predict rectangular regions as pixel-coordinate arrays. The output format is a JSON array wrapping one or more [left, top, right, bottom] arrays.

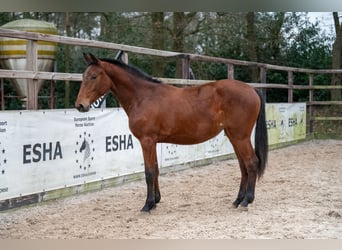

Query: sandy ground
[[0, 139, 341, 239]]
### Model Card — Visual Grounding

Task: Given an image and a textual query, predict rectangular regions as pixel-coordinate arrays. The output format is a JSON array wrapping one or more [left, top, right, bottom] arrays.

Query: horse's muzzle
[[75, 103, 89, 112]]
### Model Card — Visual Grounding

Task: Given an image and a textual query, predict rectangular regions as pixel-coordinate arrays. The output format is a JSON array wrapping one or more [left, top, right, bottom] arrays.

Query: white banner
[[266, 103, 306, 145], [0, 109, 144, 199], [0, 103, 306, 201]]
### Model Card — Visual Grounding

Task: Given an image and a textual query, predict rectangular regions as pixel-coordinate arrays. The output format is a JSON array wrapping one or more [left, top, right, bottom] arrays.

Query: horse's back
[[214, 79, 260, 108]]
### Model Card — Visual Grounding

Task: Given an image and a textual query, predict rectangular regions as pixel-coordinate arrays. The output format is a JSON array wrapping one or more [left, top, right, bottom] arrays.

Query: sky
[[308, 12, 341, 34]]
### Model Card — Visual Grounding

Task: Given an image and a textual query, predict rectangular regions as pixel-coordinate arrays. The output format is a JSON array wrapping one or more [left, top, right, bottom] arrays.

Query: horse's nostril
[[76, 103, 84, 112], [76, 103, 90, 112]]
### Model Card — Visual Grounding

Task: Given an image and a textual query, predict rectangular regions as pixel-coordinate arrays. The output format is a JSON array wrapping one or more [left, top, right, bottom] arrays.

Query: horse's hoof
[[141, 202, 156, 212], [232, 201, 240, 208], [237, 205, 248, 212], [231, 203, 238, 209], [141, 207, 149, 213], [155, 193, 161, 204]]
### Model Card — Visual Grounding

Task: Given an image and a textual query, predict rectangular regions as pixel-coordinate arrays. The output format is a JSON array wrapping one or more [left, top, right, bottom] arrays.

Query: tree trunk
[[246, 12, 259, 83], [172, 12, 187, 78], [331, 12, 342, 101], [151, 12, 165, 77], [172, 12, 198, 78], [65, 12, 71, 108], [270, 12, 285, 60]]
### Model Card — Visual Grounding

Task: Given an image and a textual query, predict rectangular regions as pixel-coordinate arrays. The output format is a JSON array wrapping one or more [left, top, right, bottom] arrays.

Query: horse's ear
[[89, 53, 99, 64], [83, 53, 91, 63], [83, 53, 99, 65]]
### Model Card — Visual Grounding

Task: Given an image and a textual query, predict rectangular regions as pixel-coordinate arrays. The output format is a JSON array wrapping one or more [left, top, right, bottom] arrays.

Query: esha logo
[[105, 134, 134, 152], [23, 141, 63, 164], [75, 132, 95, 171]]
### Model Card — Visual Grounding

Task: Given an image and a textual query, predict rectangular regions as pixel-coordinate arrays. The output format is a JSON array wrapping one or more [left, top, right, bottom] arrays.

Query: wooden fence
[[0, 28, 342, 135]]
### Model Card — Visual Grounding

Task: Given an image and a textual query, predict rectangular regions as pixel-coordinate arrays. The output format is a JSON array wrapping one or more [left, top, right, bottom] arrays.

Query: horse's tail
[[254, 89, 268, 179]]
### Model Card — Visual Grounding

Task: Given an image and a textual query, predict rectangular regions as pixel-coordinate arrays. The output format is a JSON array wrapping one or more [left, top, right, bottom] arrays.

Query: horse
[[75, 53, 268, 212]]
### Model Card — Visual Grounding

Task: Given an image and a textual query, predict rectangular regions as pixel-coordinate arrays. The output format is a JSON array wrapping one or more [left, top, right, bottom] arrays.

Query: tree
[[170, 12, 201, 78], [331, 12, 342, 101], [64, 12, 71, 108], [246, 12, 259, 83], [151, 12, 165, 77], [255, 12, 286, 65], [0, 12, 337, 108]]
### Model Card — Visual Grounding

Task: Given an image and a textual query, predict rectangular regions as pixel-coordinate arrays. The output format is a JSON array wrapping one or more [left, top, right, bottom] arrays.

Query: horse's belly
[[161, 126, 223, 145]]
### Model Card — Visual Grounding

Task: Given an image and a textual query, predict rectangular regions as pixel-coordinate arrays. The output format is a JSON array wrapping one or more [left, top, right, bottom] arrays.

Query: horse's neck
[[104, 64, 148, 114]]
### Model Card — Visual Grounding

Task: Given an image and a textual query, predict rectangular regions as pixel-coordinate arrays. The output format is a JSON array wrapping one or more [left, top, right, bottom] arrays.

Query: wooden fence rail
[[0, 28, 341, 135]]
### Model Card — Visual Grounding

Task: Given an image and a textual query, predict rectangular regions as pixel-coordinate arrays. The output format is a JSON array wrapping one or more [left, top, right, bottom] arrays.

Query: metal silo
[[0, 19, 57, 108]]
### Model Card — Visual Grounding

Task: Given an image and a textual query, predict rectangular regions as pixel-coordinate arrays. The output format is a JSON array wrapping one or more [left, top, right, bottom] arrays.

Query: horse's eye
[[90, 75, 97, 80]]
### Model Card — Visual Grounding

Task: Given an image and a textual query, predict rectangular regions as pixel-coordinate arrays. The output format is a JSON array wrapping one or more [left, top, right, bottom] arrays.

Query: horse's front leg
[[140, 137, 160, 212]]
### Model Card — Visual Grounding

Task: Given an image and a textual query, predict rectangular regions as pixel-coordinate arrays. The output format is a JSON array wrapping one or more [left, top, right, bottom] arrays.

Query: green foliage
[[1, 79, 22, 109], [0, 12, 336, 110]]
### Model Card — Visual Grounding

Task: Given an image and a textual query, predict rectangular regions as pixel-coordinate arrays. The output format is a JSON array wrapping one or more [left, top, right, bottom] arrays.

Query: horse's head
[[75, 53, 112, 112]]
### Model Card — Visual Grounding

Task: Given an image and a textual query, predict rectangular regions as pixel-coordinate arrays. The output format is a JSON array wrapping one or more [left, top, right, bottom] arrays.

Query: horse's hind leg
[[227, 131, 259, 208], [235, 140, 259, 208], [231, 146, 248, 208]]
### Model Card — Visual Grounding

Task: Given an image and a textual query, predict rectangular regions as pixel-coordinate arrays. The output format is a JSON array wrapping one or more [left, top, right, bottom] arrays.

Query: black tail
[[254, 89, 268, 179]]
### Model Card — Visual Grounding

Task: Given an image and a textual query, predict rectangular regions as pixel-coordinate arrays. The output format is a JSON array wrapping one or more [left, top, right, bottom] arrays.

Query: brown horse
[[75, 53, 268, 212]]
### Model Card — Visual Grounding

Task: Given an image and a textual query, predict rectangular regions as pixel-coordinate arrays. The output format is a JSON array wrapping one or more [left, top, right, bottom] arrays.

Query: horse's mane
[[99, 58, 162, 84]]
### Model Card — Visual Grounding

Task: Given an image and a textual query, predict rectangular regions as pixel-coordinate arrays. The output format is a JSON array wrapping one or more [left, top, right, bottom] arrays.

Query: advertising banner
[[0, 103, 306, 201], [0, 109, 144, 200], [266, 103, 306, 145]]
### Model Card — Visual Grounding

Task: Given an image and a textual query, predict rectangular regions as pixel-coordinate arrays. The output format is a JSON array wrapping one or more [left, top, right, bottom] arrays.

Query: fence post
[[181, 54, 190, 79], [309, 73, 314, 133], [121, 52, 129, 64], [259, 65, 267, 101], [26, 40, 38, 110], [49, 79, 54, 109], [288, 71, 293, 103], [227, 63, 234, 79]]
